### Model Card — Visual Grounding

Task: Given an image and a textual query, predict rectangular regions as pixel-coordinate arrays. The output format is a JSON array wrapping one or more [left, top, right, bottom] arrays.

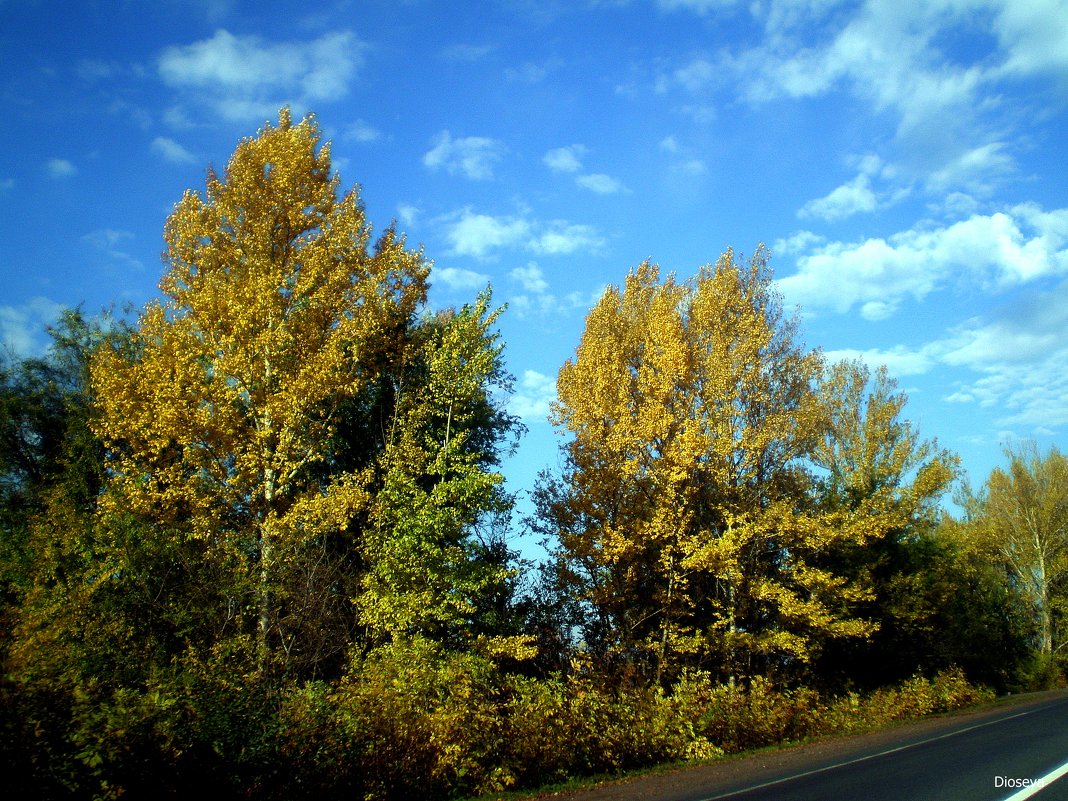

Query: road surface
[[543, 690, 1068, 801]]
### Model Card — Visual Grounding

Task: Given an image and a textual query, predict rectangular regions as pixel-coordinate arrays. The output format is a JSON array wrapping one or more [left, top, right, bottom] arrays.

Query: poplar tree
[[90, 110, 429, 673], [974, 443, 1068, 658], [541, 248, 878, 682]]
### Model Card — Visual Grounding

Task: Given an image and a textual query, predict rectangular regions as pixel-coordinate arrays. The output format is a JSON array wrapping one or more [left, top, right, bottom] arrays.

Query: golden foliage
[[90, 110, 430, 668], [549, 248, 901, 679]]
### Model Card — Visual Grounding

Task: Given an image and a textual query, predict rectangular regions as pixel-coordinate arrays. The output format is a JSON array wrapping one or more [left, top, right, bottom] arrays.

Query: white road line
[[699, 702, 1059, 801], [998, 759, 1068, 801]]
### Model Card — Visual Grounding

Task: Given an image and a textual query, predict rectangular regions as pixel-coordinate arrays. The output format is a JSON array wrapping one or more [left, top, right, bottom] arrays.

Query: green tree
[[809, 360, 963, 687], [971, 443, 1068, 660], [358, 290, 531, 656]]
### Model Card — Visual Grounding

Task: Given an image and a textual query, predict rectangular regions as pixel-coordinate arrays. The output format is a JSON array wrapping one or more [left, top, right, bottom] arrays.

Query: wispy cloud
[[423, 131, 506, 180], [342, 119, 381, 143], [151, 136, 197, 164], [46, 158, 77, 179], [658, 1, 1060, 198], [507, 262, 606, 319], [441, 43, 497, 63], [442, 209, 531, 258], [798, 174, 880, 222], [83, 228, 143, 271], [831, 278, 1068, 433], [0, 297, 65, 357]]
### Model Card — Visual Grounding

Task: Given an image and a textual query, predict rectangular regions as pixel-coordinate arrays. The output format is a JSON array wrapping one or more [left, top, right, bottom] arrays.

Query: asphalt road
[[550, 690, 1068, 801]]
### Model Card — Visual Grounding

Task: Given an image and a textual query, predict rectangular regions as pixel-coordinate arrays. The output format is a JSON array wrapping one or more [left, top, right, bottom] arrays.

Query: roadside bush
[[821, 668, 994, 735]]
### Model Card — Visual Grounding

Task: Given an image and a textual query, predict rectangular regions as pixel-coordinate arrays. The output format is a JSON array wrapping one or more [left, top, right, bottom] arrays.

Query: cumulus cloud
[[508, 369, 558, 424], [543, 145, 624, 193], [798, 174, 879, 221], [151, 136, 196, 164], [442, 209, 531, 258], [543, 144, 587, 174], [158, 29, 362, 122], [433, 266, 490, 291], [510, 262, 550, 294], [440, 208, 604, 260], [528, 221, 604, 255], [575, 173, 625, 194], [423, 131, 506, 180], [778, 204, 1068, 319]]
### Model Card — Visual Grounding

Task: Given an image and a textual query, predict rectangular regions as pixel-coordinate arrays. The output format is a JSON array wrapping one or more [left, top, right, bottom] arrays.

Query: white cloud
[[507, 262, 606, 319], [528, 221, 604, 256], [0, 297, 65, 356], [798, 174, 878, 221], [778, 204, 1068, 319], [926, 142, 1015, 194], [575, 173, 625, 195], [772, 230, 826, 257], [151, 136, 196, 164], [508, 369, 558, 424], [442, 209, 531, 258], [440, 209, 603, 260], [543, 144, 587, 174], [711, 0, 1054, 195], [47, 158, 77, 179], [939, 280, 1068, 430], [991, 0, 1068, 80], [673, 57, 716, 93], [433, 266, 490, 291], [826, 277, 1068, 432], [824, 345, 939, 378], [158, 29, 362, 122], [510, 262, 550, 294], [343, 119, 381, 143], [396, 203, 420, 227], [423, 131, 506, 181], [83, 228, 143, 271]]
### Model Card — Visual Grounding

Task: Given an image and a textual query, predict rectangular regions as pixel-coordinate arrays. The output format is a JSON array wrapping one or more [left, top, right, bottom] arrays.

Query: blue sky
[[2, 0, 1067, 542]]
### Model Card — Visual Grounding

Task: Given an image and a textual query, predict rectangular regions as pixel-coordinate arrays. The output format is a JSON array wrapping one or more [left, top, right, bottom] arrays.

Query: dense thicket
[[0, 111, 1058, 799]]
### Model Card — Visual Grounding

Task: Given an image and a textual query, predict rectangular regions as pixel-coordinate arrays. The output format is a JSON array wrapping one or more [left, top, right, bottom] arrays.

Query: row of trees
[[2, 110, 1066, 798]]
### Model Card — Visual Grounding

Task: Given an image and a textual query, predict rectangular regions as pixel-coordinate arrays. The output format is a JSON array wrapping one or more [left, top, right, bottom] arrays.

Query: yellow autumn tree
[[90, 109, 429, 673], [543, 248, 879, 682]]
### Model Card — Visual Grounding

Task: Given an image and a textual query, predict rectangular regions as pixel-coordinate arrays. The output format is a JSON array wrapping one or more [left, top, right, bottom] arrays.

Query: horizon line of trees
[[2, 109, 1065, 799]]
